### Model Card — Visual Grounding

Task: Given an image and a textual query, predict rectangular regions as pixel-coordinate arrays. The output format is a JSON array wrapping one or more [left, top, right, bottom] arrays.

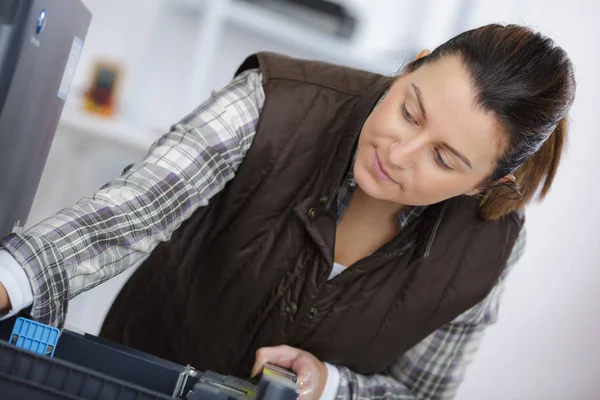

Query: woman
[[0, 24, 575, 399]]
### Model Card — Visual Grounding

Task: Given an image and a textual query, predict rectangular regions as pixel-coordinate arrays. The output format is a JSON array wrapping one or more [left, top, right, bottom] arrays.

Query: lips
[[373, 149, 398, 184]]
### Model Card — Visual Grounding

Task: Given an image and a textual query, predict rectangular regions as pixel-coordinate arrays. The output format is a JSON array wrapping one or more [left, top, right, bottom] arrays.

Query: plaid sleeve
[[0, 69, 265, 328], [335, 227, 526, 400]]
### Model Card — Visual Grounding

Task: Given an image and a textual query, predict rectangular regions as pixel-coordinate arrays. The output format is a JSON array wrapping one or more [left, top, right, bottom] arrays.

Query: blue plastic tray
[[9, 317, 60, 357]]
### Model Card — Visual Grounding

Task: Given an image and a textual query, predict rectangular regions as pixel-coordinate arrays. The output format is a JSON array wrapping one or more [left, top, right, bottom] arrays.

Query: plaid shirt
[[1, 69, 525, 399]]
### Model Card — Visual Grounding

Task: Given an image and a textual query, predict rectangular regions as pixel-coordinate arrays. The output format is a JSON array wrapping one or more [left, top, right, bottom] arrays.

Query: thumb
[[291, 356, 314, 386]]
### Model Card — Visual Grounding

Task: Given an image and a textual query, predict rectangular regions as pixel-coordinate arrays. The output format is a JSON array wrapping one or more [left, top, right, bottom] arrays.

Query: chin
[[354, 163, 427, 206], [353, 161, 397, 202]]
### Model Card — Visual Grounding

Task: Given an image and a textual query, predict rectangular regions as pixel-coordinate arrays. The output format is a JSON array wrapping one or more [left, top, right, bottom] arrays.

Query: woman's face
[[354, 55, 505, 206]]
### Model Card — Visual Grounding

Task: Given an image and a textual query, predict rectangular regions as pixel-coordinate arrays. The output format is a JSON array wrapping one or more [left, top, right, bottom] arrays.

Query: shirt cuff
[[321, 362, 341, 400], [0, 249, 33, 320]]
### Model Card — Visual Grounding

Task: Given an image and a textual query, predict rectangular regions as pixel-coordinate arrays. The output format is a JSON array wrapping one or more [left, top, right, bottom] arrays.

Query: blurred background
[[26, 0, 599, 398]]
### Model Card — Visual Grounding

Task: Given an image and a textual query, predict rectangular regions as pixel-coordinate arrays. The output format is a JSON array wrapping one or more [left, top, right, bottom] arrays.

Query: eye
[[401, 103, 418, 126], [434, 149, 453, 171]]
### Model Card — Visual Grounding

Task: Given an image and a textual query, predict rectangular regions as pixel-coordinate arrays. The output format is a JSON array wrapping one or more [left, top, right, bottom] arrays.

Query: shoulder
[[451, 197, 524, 255], [429, 197, 524, 264], [235, 52, 390, 96], [177, 67, 265, 132], [419, 198, 525, 320]]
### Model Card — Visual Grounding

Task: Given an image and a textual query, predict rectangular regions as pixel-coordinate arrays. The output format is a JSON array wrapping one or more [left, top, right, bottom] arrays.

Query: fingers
[[252, 346, 328, 400], [251, 345, 301, 378]]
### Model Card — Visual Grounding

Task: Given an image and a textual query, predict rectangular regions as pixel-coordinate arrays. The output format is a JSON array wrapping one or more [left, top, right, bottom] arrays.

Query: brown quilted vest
[[101, 52, 523, 378]]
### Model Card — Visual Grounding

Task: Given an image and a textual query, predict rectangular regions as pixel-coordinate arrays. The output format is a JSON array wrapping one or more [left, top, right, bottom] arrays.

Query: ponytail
[[479, 118, 568, 220]]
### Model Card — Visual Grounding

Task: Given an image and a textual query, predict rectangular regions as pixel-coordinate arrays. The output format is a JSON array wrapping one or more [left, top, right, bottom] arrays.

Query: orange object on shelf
[[84, 61, 122, 117]]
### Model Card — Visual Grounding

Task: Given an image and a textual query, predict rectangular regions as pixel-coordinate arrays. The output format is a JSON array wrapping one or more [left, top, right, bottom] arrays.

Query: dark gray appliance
[[0, 0, 91, 238]]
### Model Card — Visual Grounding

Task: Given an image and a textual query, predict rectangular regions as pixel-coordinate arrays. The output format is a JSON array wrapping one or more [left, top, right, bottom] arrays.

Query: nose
[[387, 135, 425, 170]]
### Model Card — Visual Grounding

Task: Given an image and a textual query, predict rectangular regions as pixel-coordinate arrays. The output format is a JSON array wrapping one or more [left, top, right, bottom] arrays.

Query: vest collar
[[410, 201, 449, 263]]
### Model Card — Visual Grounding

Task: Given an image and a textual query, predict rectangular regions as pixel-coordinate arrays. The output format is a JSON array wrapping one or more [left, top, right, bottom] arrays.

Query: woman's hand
[[0, 282, 10, 313], [252, 345, 328, 400]]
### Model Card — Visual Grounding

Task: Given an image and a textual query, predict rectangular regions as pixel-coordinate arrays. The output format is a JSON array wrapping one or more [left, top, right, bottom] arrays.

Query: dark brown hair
[[403, 24, 576, 220]]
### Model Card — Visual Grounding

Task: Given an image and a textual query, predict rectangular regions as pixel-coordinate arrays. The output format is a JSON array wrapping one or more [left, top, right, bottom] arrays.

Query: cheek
[[361, 106, 398, 141], [409, 171, 473, 204]]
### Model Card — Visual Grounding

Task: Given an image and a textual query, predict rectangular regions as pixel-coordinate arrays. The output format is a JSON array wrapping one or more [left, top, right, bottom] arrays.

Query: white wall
[[454, 1, 600, 399], [27, 0, 600, 398]]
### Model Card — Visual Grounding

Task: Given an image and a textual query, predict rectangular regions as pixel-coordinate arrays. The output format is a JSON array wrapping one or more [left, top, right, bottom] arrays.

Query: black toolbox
[[0, 316, 297, 399]]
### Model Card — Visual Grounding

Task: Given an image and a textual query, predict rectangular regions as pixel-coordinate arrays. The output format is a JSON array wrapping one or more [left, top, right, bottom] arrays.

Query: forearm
[[335, 366, 418, 400], [0, 151, 209, 327]]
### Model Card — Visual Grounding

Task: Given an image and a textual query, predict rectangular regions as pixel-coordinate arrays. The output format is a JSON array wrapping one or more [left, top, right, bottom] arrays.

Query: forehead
[[396, 56, 502, 172]]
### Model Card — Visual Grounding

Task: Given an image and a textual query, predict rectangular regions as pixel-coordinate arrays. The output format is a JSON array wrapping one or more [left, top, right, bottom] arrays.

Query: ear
[[415, 49, 431, 61], [465, 174, 516, 196], [497, 174, 517, 188]]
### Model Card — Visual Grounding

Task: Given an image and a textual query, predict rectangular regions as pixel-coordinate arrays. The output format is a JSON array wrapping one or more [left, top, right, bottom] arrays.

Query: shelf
[[227, 1, 403, 73], [58, 111, 161, 151], [171, 0, 409, 75]]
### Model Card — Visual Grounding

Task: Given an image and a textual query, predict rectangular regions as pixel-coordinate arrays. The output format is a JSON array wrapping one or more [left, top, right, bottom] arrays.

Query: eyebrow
[[443, 144, 473, 170], [411, 82, 473, 170], [411, 83, 426, 120]]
